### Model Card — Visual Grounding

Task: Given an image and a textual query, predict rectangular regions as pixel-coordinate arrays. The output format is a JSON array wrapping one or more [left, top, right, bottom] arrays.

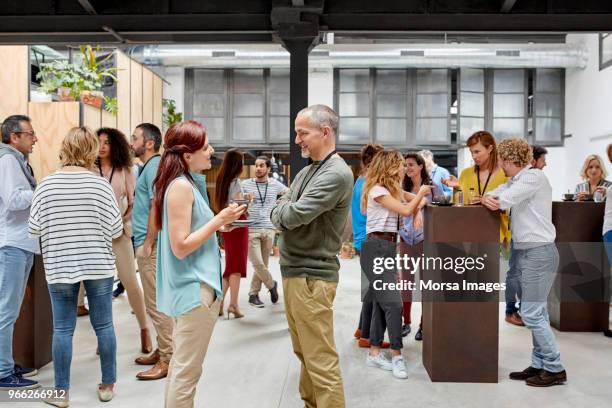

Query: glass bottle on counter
[[468, 187, 476, 205], [454, 187, 463, 207]]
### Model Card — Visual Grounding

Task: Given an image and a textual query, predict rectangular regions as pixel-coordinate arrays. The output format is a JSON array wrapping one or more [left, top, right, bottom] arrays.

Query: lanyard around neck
[[476, 166, 492, 196], [255, 180, 269, 206], [98, 163, 115, 184], [296, 150, 336, 200]]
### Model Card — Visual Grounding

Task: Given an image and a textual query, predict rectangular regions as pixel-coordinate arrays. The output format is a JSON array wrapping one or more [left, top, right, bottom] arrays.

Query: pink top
[[99, 165, 135, 236]]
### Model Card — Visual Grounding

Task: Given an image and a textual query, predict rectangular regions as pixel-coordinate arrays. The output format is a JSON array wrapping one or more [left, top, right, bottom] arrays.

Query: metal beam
[[77, 0, 97, 15], [500, 0, 518, 13]]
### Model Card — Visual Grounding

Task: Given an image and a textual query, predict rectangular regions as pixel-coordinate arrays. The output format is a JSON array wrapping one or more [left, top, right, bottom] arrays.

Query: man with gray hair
[[418, 149, 452, 198], [271, 104, 352, 407], [0, 115, 40, 389]]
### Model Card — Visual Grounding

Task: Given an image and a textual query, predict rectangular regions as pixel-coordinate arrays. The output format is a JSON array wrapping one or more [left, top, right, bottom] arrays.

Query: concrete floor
[[13, 257, 612, 408]]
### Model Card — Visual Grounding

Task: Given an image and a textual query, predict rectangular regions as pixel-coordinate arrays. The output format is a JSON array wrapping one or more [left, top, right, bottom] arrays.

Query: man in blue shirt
[[130, 123, 172, 380], [0, 115, 40, 389], [419, 150, 452, 199]]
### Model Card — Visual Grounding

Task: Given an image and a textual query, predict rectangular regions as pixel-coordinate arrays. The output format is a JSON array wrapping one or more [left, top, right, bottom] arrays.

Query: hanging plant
[[103, 96, 118, 115]]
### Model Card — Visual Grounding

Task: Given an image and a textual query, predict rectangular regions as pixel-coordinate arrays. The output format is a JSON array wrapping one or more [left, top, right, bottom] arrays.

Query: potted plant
[[103, 96, 118, 115], [36, 60, 81, 101], [78, 45, 117, 108]]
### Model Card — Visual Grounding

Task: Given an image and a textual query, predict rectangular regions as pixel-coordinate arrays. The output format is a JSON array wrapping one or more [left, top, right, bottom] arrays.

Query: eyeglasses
[[16, 131, 36, 138]]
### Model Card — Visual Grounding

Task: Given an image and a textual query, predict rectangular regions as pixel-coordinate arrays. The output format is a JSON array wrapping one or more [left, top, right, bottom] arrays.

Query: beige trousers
[[113, 233, 148, 329], [164, 284, 219, 408], [136, 242, 174, 362], [283, 277, 345, 408], [247, 229, 276, 296]]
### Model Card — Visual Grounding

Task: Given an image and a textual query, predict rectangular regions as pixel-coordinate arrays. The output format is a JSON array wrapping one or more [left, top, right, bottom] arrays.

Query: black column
[[284, 39, 311, 181]]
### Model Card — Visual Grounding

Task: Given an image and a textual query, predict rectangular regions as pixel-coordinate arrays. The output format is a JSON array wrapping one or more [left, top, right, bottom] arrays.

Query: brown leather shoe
[[136, 360, 169, 381], [526, 369, 567, 387], [505, 312, 525, 326], [509, 366, 542, 380], [135, 349, 160, 365], [77, 305, 89, 316]]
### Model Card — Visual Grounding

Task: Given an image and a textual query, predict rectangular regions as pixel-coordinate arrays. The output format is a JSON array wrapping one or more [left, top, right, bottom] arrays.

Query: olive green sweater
[[270, 154, 353, 282]]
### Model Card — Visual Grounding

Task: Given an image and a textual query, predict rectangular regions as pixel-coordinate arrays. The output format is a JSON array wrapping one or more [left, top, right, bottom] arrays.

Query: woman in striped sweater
[[29, 127, 122, 406]]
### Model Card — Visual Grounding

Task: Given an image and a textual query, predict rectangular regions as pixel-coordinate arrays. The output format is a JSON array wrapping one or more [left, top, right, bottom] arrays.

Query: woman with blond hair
[[360, 150, 430, 379], [575, 154, 611, 201], [482, 138, 565, 387], [29, 127, 122, 405]]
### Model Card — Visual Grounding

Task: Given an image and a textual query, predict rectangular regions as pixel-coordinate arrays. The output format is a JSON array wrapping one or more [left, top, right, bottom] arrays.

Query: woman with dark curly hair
[[96, 127, 152, 356]]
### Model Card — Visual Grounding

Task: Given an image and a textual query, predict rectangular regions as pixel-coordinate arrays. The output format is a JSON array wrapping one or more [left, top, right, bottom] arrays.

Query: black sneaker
[[269, 280, 279, 304], [14, 364, 38, 378], [248, 295, 265, 308], [401, 324, 411, 337], [0, 374, 39, 390], [113, 282, 125, 298], [415, 327, 423, 341], [509, 366, 542, 380]]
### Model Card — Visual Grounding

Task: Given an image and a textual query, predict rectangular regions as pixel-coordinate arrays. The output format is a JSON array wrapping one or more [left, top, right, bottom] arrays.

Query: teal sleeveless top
[[156, 176, 222, 317]]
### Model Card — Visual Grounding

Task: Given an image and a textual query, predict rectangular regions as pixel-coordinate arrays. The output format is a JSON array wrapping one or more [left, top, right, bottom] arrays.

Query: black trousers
[[360, 236, 403, 350]]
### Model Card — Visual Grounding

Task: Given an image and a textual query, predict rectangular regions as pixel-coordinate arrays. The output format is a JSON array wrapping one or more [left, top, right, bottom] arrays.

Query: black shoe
[[113, 282, 125, 298], [248, 295, 265, 308], [269, 280, 279, 304], [401, 324, 411, 337], [603, 329, 612, 338], [14, 364, 37, 378], [509, 366, 542, 380], [526, 370, 567, 387], [415, 327, 423, 341]]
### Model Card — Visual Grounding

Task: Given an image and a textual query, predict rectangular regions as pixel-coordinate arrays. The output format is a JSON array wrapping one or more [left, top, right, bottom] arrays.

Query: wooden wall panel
[[82, 104, 101, 130], [28, 102, 79, 181], [130, 60, 143, 132], [153, 74, 163, 132], [0, 46, 29, 120], [142, 68, 153, 124], [116, 51, 131, 137], [101, 110, 118, 129]]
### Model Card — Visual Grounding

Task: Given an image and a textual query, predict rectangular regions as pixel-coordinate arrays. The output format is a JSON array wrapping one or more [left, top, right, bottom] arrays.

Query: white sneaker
[[366, 353, 392, 371], [392, 355, 409, 379]]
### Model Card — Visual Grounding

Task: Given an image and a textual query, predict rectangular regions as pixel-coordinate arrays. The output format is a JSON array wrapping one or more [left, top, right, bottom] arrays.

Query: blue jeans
[[515, 244, 564, 373], [604, 230, 612, 266], [0, 246, 34, 379], [48, 277, 116, 389], [505, 241, 522, 315]]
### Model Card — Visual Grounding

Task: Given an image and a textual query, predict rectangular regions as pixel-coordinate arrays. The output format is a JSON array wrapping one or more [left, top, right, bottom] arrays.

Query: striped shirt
[[241, 178, 287, 229], [487, 166, 556, 250], [28, 171, 123, 284], [365, 185, 403, 234]]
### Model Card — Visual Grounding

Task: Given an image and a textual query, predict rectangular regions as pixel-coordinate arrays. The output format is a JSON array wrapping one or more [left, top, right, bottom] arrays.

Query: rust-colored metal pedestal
[[422, 205, 500, 383], [549, 201, 609, 332], [13, 255, 53, 369]]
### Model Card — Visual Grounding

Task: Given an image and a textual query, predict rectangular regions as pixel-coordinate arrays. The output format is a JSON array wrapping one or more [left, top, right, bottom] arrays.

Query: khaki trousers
[[164, 284, 219, 408], [248, 229, 276, 296], [136, 242, 174, 362], [113, 233, 148, 329], [283, 277, 345, 408]]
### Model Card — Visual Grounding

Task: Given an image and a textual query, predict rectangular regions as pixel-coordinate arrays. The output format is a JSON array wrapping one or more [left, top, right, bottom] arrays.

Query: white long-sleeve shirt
[[0, 150, 39, 254], [487, 166, 556, 250]]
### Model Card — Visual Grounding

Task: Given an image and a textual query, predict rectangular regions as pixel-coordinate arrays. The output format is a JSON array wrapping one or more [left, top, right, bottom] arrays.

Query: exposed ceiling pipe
[[127, 43, 588, 69]]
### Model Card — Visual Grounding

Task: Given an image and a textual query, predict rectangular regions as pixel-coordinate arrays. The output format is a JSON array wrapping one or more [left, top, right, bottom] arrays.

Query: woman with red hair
[[152, 120, 245, 407]]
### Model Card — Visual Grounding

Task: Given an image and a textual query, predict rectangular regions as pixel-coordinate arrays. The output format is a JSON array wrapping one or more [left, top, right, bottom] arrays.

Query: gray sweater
[[270, 154, 353, 282]]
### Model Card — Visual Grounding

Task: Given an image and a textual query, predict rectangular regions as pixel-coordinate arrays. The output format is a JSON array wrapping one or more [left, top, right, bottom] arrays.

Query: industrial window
[[335, 68, 450, 147], [600, 33, 612, 71], [185, 68, 290, 145]]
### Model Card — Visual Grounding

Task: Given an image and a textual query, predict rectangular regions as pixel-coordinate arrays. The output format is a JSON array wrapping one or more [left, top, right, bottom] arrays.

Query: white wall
[[159, 66, 185, 115], [557, 34, 612, 199]]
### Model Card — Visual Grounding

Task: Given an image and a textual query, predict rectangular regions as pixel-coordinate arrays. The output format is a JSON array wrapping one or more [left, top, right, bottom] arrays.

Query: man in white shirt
[[0, 115, 40, 389], [241, 156, 288, 307], [482, 138, 566, 387]]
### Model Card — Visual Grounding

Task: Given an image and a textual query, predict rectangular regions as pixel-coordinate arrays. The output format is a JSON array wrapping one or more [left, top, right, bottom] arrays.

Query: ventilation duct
[[128, 43, 587, 69]]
